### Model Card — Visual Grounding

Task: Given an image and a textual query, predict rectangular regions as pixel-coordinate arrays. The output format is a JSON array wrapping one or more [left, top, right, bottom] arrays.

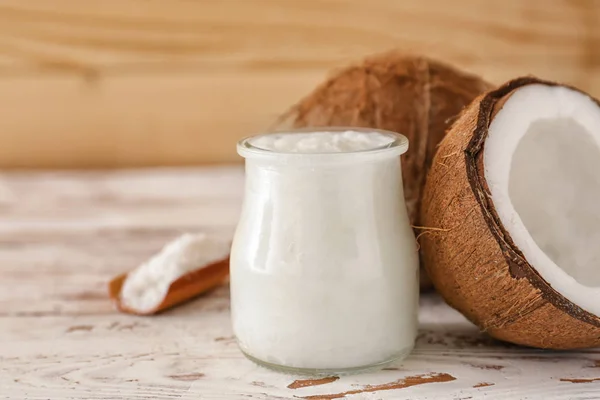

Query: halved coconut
[[280, 50, 493, 289], [421, 77, 600, 348]]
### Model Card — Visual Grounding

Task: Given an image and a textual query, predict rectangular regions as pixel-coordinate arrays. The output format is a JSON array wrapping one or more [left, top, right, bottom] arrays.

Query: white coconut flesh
[[484, 84, 600, 316]]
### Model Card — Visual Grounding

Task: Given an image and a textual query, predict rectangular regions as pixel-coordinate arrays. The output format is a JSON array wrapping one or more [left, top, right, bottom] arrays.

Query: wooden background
[[0, 0, 598, 168]]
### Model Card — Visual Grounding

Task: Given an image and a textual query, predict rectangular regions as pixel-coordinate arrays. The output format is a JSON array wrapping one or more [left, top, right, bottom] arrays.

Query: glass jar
[[230, 128, 418, 375]]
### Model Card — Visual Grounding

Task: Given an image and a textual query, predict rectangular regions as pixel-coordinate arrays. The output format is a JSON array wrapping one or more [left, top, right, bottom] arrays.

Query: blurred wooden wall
[[0, 0, 598, 168]]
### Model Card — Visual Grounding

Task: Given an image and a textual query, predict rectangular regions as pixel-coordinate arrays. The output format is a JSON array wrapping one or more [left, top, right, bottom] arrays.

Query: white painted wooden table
[[1, 166, 599, 400]]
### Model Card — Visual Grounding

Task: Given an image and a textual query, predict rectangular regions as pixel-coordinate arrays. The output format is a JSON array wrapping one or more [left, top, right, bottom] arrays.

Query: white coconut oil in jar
[[230, 128, 419, 374]]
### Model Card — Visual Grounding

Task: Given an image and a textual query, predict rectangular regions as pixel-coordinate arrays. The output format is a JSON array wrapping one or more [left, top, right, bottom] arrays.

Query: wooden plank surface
[[0, 0, 598, 168], [1, 166, 600, 399]]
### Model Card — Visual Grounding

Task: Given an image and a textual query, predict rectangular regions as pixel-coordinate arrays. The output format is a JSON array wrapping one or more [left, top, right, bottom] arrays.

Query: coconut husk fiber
[[280, 50, 493, 289], [420, 76, 600, 348]]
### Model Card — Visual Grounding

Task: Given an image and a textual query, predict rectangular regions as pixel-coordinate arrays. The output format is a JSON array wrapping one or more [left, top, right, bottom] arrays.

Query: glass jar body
[[230, 141, 418, 374]]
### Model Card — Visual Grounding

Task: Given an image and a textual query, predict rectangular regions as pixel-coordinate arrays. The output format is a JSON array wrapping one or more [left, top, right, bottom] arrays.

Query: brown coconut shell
[[281, 51, 493, 289], [420, 76, 600, 348]]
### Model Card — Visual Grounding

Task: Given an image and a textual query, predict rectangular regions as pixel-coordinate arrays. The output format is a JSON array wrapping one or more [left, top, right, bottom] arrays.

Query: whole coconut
[[280, 51, 493, 289]]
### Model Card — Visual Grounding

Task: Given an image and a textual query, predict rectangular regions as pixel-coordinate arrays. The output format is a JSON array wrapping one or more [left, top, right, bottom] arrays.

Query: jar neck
[[245, 153, 401, 168], [243, 156, 404, 195]]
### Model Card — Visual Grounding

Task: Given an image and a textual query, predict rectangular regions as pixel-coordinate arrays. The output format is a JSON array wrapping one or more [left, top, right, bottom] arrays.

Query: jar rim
[[237, 127, 408, 162]]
